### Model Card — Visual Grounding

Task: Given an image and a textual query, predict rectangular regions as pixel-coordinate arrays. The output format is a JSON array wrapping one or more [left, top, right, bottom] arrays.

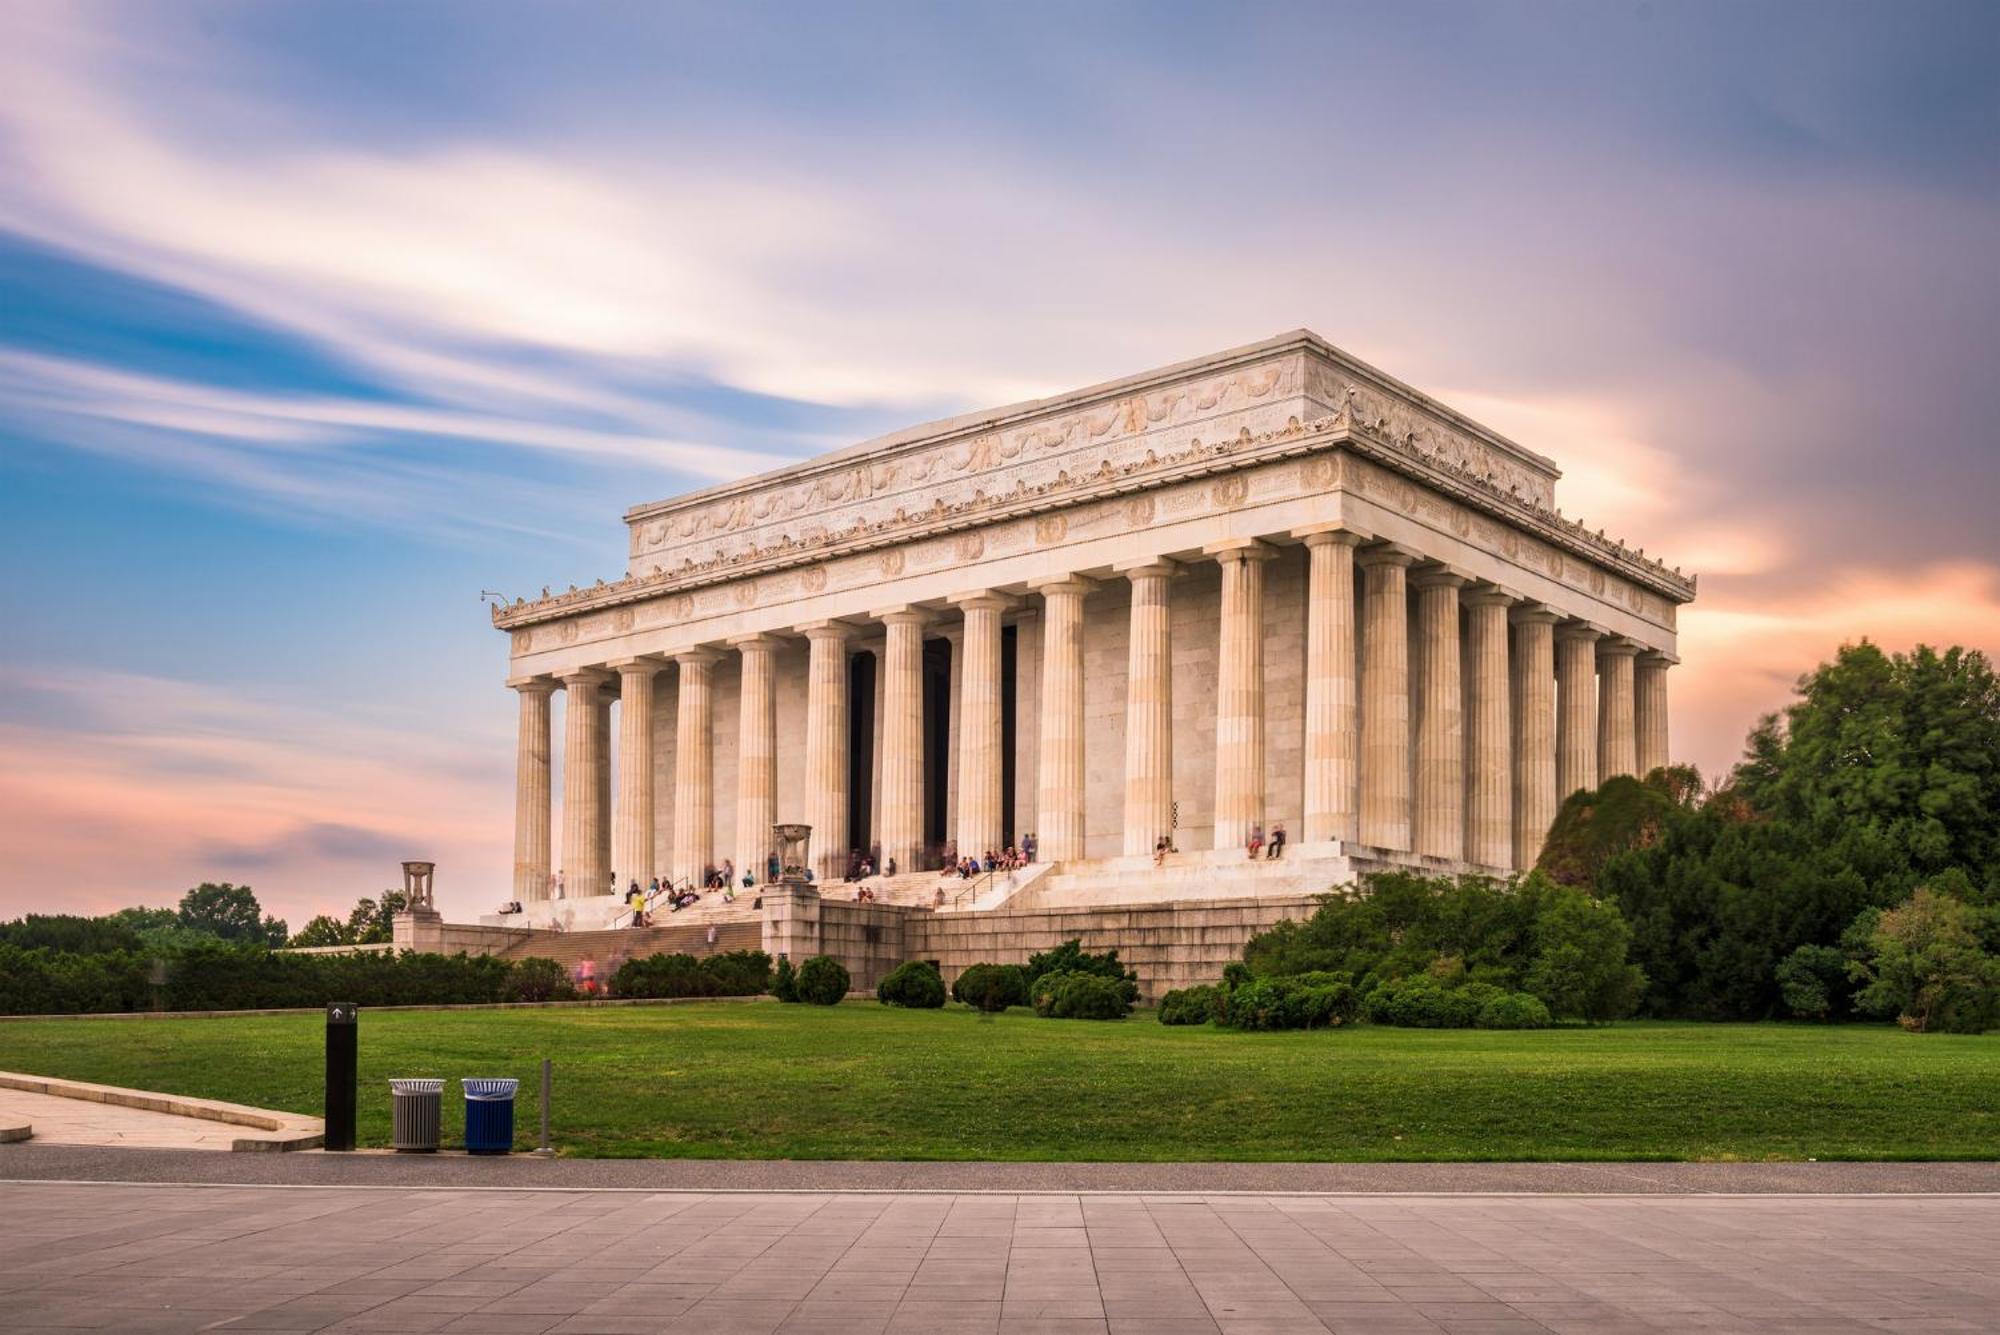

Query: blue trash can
[[462, 1078, 519, 1154]]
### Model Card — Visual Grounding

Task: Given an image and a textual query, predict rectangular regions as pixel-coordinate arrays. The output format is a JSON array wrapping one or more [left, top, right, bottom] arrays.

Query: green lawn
[[1, 1004, 1994, 1160]]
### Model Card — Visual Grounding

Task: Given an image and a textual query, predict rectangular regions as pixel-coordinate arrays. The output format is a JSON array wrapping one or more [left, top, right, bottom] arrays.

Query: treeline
[[1550, 642, 2000, 1031]]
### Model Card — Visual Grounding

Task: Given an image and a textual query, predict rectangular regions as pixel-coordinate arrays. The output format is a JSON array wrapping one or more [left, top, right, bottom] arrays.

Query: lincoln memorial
[[485, 330, 1694, 936]]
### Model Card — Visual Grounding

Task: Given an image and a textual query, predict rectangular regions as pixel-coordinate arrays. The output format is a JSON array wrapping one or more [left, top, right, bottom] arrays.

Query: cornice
[[493, 408, 1696, 632]]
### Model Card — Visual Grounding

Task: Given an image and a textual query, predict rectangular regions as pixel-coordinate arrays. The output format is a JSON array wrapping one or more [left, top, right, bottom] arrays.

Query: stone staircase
[[1018, 846, 1356, 909]]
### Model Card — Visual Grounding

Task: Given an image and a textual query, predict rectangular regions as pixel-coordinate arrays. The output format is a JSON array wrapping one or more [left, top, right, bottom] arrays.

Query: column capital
[[870, 604, 932, 628], [1638, 649, 1680, 667], [1555, 620, 1606, 645], [1293, 523, 1367, 548], [1410, 563, 1473, 591], [1113, 556, 1180, 580], [1462, 583, 1519, 609], [726, 633, 787, 653], [606, 656, 665, 676], [673, 646, 725, 668], [1509, 602, 1562, 627], [1356, 542, 1420, 569], [947, 589, 1016, 613], [1203, 536, 1276, 564], [507, 674, 558, 695], [797, 618, 861, 642], [1030, 574, 1098, 596], [1596, 636, 1645, 661], [557, 666, 614, 689]]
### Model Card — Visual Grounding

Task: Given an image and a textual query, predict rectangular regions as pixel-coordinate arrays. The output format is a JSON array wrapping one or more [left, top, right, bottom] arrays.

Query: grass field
[[1, 1003, 1995, 1161]]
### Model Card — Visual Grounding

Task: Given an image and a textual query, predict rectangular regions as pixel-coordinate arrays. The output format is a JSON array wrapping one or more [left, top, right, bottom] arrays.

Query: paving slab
[[0, 1181, 1997, 1334]]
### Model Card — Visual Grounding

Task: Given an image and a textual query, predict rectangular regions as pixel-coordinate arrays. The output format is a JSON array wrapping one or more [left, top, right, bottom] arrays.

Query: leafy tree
[[288, 915, 353, 949], [0, 914, 141, 955], [1850, 887, 2000, 1034], [1774, 945, 1850, 1020], [1538, 768, 1701, 888], [345, 891, 408, 945], [177, 883, 287, 946], [1524, 887, 1646, 1022]]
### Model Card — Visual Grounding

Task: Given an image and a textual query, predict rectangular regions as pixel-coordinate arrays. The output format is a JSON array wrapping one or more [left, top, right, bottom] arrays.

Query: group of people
[[947, 844, 1031, 878], [1246, 822, 1287, 860]]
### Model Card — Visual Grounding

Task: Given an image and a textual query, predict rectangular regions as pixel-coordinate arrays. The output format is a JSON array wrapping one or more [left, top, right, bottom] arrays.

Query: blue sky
[[2, 1, 1996, 926]]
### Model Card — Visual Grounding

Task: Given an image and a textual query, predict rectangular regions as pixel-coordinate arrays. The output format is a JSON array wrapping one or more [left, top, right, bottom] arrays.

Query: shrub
[[503, 957, 577, 1003], [1031, 970, 1132, 1020], [1157, 984, 1222, 1026], [1475, 992, 1553, 1029], [773, 956, 799, 1003], [610, 950, 771, 1000], [1220, 972, 1358, 1031], [1851, 888, 2000, 1033], [796, 955, 851, 1005], [1365, 976, 1488, 1028], [877, 960, 946, 1008], [1775, 944, 1849, 1020], [951, 963, 1029, 1012], [702, 949, 773, 995], [1025, 939, 1139, 992]]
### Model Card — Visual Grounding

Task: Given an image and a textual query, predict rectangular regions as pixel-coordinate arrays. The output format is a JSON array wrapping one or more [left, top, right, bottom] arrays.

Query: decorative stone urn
[[773, 823, 813, 885]]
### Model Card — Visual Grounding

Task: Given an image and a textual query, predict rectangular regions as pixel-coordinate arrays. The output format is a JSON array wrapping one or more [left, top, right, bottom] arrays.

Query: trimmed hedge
[[610, 950, 770, 1000], [876, 961, 946, 1008], [1363, 976, 1551, 1029], [950, 963, 1030, 1012], [1220, 971, 1358, 1031], [795, 955, 851, 1005], [1156, 984, 1222, 1026], [1031, 970, 1133, 1020]]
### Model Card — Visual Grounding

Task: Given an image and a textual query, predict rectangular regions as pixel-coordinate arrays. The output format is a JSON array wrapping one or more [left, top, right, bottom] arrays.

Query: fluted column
[[1463, 587, 1513, 869], [559, 669, 610, 898], [732, 636, 781, 883], [1117, 560, 1177, 856], [1556, 624, 1601, 800], [878, 607, 929, 874], [1598, 638, 1641, 781], [1636, 652, 1673, 777], [510, 678, 555, 902], [1510, 605, 1560, 869], [951, 593, 1010, 860], [594, 690, 613, 892], [801, 621, 853, 882], [1412, 568, 1466, 861], [1034, 576, 1094, 862], [611, 660, 658, 891], [1358, 546, 1415, 850], [1299, 529, 1361, 845], [670, 649, 720, 886], [1210, 540, 1273, 852]]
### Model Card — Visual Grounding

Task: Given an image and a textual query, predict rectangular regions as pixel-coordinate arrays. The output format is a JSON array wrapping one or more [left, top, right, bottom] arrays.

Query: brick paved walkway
[[2, 1184, 1997, 1333]]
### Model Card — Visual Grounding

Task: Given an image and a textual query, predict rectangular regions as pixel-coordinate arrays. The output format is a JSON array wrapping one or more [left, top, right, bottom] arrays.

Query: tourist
[[886, 856, 897, 877], [933, 886, 946, 907], [626, 884, 647, 927], [554, 869, 565, 897], [1267, 822, 1287, 860], [766, 852, 780, 883], [721, 858, 735, 888], [648, 876, 660, 897], [1154, 834, 1169, 867], [1247, 822, 1264, 860], [575, 957, 597, 996], [706, 922, 718, 947]]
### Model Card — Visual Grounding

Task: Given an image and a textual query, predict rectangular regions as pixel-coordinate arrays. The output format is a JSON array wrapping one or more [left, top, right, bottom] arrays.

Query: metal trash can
[[389, 1078, 444, 1152], [462, 1078, 519, 1154]]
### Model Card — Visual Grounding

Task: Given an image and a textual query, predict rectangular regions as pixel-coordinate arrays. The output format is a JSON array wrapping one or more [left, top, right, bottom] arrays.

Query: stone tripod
[[495, 331, 1691, 905]]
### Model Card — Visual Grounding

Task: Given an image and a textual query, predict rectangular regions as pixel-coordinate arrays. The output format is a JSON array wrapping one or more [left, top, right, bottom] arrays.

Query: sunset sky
[[3, 2, 1996, 928]]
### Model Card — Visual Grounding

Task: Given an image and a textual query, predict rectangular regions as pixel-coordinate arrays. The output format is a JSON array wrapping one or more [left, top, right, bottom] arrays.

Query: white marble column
[[670, 649, 720, 886], [732, 635, 782, 883], [1556, 624, 1601, 800], [510, 678, 555, 902], [558, 669, 609, 898], [611, 659, 658, 892], [1510, 605, 1560, 869], [1598, 638, 1641, 781], [1463, 587, 1513, 870], [801, 621, 853, 882], [1358, 546, 1415, 851], [1297, 527, 1361, 845], [1412, 568, 1466, 861], [951, 592, 1010, 861], [878, 607, 929, 874], [1117, 560, 1176, 856], [594, 689, 613, 892], [1210, 539, 1273, 853], [1637, 651, 1673, 777], [1033, 576, 1094, 862]]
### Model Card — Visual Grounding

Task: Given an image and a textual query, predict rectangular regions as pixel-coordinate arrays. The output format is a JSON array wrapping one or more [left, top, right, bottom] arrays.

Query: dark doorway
[[847, 649, 876, 870], [1001, 624, 1018, 847], [922, 637, 953, 864]]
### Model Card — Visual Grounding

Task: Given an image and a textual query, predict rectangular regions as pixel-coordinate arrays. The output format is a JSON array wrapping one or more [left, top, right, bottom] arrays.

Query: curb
[[0, 993, 777, 1023], [0, 1072, 322, 1152]]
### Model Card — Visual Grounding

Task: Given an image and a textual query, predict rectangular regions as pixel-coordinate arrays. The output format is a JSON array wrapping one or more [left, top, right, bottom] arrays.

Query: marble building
[[491, 331, 1694, 919]]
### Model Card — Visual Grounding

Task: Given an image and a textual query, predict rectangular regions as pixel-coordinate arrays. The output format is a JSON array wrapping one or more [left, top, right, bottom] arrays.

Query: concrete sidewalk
[[4, 1141, 1999, 1193], [2, 1180, 1997, 1333]]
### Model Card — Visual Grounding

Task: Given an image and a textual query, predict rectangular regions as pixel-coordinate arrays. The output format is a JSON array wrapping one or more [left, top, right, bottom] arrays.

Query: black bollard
[[324, 1001, 358, 1151]]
